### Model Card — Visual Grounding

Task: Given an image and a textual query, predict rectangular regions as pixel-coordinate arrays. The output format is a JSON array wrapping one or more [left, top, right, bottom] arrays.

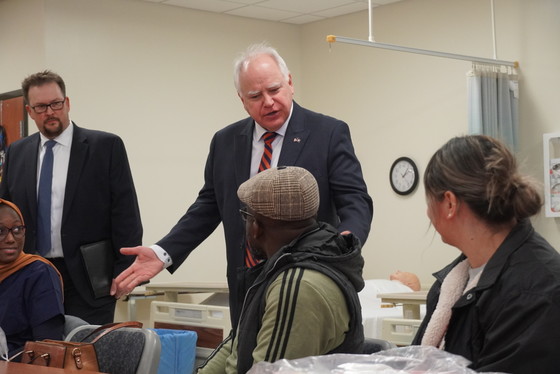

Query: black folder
[[80, 240, 115, 299]]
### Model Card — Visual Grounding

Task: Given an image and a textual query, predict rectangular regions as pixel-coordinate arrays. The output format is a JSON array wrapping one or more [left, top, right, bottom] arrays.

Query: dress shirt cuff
[[150, 244, 173, 269]]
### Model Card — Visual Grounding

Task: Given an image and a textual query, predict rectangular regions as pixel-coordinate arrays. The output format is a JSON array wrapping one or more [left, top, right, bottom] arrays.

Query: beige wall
[[0, 0, 46, 78], [299, 0, 560, 282], [1, 0, 559, 291]]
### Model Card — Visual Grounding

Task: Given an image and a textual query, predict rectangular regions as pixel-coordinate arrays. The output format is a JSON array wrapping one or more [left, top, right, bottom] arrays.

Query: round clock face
[[390, 157, 419, 195]]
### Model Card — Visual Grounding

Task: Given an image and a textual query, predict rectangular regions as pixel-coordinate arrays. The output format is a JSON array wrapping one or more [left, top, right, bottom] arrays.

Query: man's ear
[[252, 219, 264, 239]]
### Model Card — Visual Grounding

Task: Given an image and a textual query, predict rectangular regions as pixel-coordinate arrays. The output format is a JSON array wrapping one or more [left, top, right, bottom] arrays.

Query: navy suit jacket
[[0, 124, 143, 307], [158, 102, 373, 320]]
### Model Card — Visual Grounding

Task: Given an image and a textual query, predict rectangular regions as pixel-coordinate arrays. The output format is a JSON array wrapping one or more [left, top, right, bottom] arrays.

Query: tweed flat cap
[[237, 166, 319, 221]]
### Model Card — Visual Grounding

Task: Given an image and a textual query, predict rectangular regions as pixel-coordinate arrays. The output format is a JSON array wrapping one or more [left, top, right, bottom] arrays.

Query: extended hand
[[110, 246, 164, 299]]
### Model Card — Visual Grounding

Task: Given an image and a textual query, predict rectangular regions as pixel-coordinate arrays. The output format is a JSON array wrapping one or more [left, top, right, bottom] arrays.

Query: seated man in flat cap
[[198, 166, 365, 374]]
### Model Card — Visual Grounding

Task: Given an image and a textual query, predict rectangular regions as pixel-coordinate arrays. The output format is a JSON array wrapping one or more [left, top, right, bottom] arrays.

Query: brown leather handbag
[[21, 340, 98, 370], [20, 321, 142, 371]]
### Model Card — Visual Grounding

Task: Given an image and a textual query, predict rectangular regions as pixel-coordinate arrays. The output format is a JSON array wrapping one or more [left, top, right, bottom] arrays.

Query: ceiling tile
[[371, 0, 402, 4], [228, 0, 267, 4], [282, 14, 326, 25], [256, 0, 358, 14], [162, 0, 243, 12], [226, 5, 299, 21], [314, 2, 369, 18], [140, 0, 403, 24]]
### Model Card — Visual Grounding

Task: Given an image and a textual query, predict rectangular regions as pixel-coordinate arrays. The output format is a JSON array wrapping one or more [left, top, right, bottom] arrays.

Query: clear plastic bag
[[0, 327, 8, 361], [248, 346, 508, 374]]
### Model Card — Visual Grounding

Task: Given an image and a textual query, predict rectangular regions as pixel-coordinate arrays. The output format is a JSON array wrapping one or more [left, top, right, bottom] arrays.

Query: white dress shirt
[[249, 106, 292, 177]]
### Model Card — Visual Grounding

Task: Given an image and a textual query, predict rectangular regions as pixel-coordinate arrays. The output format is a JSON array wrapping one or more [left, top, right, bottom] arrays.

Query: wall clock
[[389, 157, 419, 196]]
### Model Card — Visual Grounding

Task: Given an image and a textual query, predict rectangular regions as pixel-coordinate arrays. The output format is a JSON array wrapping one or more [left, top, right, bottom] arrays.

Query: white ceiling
[[138, 0, 402, 25]]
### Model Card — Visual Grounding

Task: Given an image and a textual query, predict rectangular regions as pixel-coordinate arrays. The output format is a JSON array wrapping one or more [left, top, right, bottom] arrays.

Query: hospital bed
[[358, 279, 426, 346], [146, 282, 231, 367]]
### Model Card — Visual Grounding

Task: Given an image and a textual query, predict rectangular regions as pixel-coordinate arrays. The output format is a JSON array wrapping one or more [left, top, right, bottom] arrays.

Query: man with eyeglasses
[[0, 70, 143, 324], [198, 166, 365, 373]]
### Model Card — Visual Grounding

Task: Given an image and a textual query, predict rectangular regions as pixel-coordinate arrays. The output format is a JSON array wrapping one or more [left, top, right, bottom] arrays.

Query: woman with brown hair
[[413, 135, 560, 373]]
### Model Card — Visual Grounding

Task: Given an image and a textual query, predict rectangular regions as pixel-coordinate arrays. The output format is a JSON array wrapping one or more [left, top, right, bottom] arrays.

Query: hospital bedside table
[[378, 290, 428, 319]]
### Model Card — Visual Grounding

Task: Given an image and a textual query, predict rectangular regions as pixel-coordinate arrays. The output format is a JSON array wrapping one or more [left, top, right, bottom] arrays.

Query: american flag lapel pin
[[293, 137, 301, 143]]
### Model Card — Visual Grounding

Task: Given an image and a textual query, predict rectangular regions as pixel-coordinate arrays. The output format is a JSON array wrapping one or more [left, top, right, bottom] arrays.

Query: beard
[[42, 117, 64, 138]]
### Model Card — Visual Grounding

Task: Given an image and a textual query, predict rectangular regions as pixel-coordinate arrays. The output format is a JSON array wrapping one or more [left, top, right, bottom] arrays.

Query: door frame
[[0, 89, 28, 139]]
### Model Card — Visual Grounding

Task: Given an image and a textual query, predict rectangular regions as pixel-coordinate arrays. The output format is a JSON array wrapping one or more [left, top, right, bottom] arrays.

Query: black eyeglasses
[[0, 225, 26, 240], [239, 209, 254, 222], [31, 100, 65, 114]]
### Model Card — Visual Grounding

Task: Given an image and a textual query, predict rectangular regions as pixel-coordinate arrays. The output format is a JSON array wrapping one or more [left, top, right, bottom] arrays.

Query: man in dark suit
[[0, 71, 142, 324], [112, 43, 372, 324]]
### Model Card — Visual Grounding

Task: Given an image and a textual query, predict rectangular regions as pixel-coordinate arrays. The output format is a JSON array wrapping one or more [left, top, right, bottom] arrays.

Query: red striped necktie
[[245, 131, 278, 267], [258, 131, 277, 172]]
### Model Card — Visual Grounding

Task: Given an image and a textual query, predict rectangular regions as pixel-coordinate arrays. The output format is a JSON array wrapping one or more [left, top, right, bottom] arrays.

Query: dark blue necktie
[[37, 140, 56, 256]]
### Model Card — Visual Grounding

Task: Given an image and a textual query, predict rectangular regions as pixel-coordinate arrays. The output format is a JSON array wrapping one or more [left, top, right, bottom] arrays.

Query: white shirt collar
[[40, 121, 74, 147]]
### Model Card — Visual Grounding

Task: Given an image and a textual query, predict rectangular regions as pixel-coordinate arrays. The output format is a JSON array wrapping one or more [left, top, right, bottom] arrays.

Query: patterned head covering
[[0, 198, 24, 224], [237, 166, 319, 221]]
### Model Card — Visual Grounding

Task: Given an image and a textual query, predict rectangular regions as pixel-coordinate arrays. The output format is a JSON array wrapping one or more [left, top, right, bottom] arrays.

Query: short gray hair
[[233, 42, 290, 93]]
